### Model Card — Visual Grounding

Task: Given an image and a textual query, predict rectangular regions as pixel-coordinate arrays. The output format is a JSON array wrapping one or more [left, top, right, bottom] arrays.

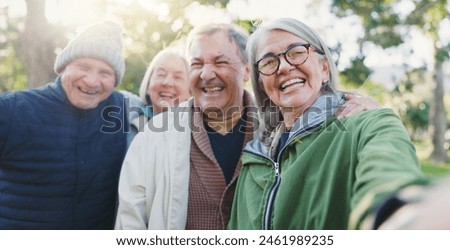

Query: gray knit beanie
[[54, 21, 125, 86]]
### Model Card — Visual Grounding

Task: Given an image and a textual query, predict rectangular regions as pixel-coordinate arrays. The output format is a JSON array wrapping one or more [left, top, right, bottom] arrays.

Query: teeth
[[203, 87, 223, 93], [79, 87, 97, 95], [159, 92, 175, 99], [281, 78, 305, 90]]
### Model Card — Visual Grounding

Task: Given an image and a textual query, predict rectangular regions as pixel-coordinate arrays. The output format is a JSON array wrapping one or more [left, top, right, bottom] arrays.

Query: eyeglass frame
[[254, 43, 325, 76]]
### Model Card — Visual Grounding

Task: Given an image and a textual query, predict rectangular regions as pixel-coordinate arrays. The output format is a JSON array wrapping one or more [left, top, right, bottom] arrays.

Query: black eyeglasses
[[254, 43, 324, 76]]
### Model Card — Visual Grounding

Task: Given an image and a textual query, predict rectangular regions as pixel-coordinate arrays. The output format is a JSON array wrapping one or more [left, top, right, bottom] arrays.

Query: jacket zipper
[[244, 127, 316, 230], [243, 142, 288, 229], [242, 148, 279, 229], [263, 161, 280, 229]]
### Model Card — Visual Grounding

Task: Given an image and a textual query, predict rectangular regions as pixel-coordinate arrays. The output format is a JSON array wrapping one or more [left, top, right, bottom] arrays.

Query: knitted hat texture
[[54, 21, 125, 86]]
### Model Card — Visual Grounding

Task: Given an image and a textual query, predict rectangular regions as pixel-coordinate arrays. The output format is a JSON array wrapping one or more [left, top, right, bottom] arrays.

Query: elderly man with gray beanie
[[0, 20, 130, 229]]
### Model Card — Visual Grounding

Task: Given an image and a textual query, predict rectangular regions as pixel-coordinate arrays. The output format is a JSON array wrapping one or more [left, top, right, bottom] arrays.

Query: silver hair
[[185, 23, 249, 64], [247, 18, 340, 144], [138, 49, 188, 105]]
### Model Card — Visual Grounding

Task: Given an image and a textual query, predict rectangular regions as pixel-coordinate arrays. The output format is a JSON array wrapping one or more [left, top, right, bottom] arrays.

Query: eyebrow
[[259, 42, 308, 58], [155, 68, 168, 73], [173, 71, 187, 77], [214, 54, 231, 60], [74, 61, 114, 73], [191, 54, 232, 62]]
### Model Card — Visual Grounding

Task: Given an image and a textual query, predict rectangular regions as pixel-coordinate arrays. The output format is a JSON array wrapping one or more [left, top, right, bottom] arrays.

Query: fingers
[[336, 95, 380, 119], [344, 92, 379, 107], [336, 103, 369, 119], [344, 92, 363, 100], [336, 93, 380, 119]]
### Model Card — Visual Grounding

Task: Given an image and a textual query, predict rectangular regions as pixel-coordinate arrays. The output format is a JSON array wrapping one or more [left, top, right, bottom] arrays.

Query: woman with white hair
[[228, 18, 431, 230], [125, 48, 191, 141]]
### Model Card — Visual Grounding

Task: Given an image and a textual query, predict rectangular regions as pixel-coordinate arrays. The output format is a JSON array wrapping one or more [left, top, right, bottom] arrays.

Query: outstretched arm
[[379, 177, 450, 229]]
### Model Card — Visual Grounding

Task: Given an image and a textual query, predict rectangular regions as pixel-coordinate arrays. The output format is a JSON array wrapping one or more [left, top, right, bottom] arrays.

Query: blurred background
[[1, 0, 449, 175]]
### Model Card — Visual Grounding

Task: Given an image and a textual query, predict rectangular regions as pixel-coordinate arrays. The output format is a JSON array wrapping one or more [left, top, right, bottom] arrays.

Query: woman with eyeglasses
[[227, 18, 431, 230]]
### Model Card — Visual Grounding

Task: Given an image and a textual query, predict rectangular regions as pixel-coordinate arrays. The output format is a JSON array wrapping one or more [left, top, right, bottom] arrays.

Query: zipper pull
[[274, 162, 280, 177]]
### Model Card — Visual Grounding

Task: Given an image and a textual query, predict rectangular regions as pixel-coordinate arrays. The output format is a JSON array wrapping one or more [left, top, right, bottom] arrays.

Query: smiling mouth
[[159, 92, 176, 99], [280, 78, 305, 91], [202, 86, 224, 93], [78, 87, 98, 95]]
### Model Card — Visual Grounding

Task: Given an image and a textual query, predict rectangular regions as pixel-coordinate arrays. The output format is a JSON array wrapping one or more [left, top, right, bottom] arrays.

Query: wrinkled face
[[188, 31, 250, 118], [61, 57, 116, 110], [147, 54, 190, 114], [256, 30, 329, 117]]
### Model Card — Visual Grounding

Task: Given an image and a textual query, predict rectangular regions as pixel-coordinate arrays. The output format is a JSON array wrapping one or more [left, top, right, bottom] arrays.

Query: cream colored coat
[[115, 100, 193, 229]]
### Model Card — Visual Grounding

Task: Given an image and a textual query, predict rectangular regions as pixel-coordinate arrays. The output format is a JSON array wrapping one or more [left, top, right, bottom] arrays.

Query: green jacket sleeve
[[349, 108, 431, 229]]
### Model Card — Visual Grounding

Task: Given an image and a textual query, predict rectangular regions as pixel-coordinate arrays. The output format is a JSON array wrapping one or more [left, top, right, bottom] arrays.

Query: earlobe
[[243, 63, 251, 82], [322, 59, 329, 73], [321, 59, 330, 83]]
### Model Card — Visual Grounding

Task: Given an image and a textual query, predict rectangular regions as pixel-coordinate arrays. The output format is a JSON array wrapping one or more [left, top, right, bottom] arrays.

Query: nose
[[162, 74, 175, 87], [199, 63, 216, 81], [84, 72, 101, 87], [277, 55, 293, 74]]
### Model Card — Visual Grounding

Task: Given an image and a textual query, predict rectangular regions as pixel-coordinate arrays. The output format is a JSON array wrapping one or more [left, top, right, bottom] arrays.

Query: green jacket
[[228, 108, 430, 230]]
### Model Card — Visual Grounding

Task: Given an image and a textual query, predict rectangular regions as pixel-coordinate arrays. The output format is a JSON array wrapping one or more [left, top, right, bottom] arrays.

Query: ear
[[243, 62, 251, 82], [321, 59, 330, 83], [59, 66, 69, 82], [59, 66, 66, 74]]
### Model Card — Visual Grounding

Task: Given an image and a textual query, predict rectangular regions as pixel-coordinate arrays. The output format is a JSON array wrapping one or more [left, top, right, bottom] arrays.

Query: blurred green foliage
[[1, 0, 448, 156], [0, 7, 27, 92]]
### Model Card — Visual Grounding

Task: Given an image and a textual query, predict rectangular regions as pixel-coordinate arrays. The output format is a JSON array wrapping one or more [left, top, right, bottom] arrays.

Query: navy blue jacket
[[0, 79, 128, 229]]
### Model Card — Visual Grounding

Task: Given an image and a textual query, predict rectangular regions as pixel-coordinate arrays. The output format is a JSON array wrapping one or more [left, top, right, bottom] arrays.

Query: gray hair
[[247, 18, 340, 144], [138, 49, 188, 104], [185, 23, 249, 64]]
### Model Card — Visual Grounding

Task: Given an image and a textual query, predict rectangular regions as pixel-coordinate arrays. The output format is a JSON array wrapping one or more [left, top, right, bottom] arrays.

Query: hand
[[335, 92, 380, 119], [380, 177, 450, 229]]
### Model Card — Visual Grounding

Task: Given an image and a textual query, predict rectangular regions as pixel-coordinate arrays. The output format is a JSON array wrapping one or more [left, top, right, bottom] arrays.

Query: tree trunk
[[20, 0, 57, 89], [429, 57, 449, 163]]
